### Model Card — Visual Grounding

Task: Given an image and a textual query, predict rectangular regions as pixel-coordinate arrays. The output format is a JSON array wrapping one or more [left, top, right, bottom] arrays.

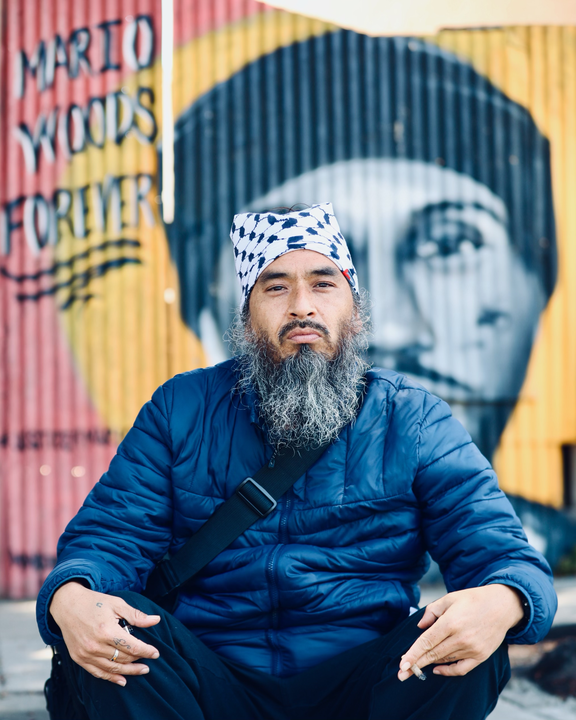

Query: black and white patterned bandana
[[230, 202, 359, 303]]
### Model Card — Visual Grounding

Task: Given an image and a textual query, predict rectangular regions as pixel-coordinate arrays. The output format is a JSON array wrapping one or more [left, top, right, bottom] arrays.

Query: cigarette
[[410, 664, 426, 681]]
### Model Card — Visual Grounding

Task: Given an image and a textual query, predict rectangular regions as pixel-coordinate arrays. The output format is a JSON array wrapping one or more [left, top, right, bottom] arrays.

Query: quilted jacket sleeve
[[413, 392, 557, 645], [36, 383, 175, 645]]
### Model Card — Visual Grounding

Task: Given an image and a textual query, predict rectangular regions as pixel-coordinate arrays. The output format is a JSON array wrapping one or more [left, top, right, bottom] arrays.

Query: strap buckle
[[236, 477, 277, 518]]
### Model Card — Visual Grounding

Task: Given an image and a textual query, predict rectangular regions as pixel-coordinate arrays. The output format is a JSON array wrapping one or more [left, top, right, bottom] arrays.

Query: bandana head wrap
[[230, 202, 359, 304]]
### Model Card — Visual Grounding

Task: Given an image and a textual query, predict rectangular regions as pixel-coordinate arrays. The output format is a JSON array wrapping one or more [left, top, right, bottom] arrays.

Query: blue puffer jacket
[[37, 361, 557, 676]]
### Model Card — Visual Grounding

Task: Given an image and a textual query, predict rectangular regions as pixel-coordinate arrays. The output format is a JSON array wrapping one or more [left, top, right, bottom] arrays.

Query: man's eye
[[266, 285, 285, 292]]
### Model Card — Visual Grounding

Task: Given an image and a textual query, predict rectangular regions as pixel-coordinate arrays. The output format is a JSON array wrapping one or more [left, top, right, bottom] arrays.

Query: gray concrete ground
[[1, 579, 575, 719]]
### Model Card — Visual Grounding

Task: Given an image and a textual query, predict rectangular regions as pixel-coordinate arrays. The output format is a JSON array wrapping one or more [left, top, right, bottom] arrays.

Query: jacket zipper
[[279, 488, 293, 545], [267, 543, 282, 630], [266, 543, 282, 675], [265, 447, 294, 674]]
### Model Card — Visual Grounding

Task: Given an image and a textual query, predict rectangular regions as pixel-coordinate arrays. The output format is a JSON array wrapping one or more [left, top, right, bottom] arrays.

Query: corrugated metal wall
[[1, 1, 575, 597]]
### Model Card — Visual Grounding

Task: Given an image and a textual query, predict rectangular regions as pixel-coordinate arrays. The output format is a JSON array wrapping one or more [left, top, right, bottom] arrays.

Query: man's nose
[[288, 285, 316, 318]]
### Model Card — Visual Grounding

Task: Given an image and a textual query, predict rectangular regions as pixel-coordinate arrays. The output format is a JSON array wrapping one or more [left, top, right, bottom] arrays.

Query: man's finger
[[82, 662, 127, 687], [100, 660, 151, 677], [113, 600, 161, 629], [434, 653, 465, 665], [95, 647, 134, 665], [105, 634, 160, 660], [416, 596, 451, 630], [83, 658, 152, 686], [432, 657, 478, 677], [400, 637, 460, 677], [400, 620, 453, 674]]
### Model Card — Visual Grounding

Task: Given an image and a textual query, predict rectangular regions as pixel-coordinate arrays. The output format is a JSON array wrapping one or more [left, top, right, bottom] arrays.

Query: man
[[38, 203, 556, 720]]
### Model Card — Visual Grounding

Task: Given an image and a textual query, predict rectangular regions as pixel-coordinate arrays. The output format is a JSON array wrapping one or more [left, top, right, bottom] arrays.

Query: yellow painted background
[[429, 28, 576, 507]]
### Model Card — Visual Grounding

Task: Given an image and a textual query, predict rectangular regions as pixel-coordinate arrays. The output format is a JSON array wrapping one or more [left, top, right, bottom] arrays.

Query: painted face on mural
[[165, 35, 556, 459], [213, 158, 547, 446]]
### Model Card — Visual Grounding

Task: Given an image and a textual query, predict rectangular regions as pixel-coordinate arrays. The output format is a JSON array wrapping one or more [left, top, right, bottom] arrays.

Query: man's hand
[[49, 581, 161, 686], [398, 584, 524, 681]]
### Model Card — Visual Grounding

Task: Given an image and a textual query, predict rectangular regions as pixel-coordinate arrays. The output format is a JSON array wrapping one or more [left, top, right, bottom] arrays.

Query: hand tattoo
[[96, 602, 103, 608], [113, 637, 132, 650]]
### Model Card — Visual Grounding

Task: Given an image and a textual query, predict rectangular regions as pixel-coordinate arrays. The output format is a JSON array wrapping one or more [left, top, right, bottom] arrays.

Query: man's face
[[248, 249, 356, 361], [242, 159, 547, 445]]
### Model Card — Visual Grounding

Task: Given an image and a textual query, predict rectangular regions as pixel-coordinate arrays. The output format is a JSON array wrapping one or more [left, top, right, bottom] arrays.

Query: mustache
[[278, 319, 330, 342]]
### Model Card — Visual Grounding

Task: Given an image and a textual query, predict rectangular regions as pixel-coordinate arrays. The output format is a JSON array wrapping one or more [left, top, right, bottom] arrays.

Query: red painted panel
[[0, 0, 269, 598]]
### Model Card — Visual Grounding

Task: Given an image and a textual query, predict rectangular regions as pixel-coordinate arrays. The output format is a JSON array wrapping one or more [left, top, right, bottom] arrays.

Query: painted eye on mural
[[417, 223, 483, 258], [406, 214, 484, 261]]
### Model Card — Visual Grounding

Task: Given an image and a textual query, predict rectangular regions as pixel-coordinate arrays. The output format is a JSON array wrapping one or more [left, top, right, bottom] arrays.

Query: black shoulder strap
[[144, 442, 329, 602]]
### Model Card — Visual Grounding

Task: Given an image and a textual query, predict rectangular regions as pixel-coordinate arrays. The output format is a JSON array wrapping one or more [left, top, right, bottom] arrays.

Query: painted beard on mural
[[230, 294, 371, 449]]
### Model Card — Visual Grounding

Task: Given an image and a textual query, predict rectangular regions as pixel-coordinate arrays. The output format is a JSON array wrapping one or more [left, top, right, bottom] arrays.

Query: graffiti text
[[14, 15, 155, 98], [14, 87, 157, 174], [1, 173, 155, 256], [0, 428, 117, 451]]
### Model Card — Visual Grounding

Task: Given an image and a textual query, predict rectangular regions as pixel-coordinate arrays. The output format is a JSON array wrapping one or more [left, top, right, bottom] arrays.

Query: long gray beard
[[230, 312, 371, 450]]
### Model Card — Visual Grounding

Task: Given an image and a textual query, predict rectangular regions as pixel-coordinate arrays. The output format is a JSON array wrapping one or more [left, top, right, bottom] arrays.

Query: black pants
[[61, 591, 510, 720]]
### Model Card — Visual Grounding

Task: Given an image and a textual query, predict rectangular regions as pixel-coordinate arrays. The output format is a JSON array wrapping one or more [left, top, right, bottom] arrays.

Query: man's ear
[[350, 297, 363, 335], [242, 299, 253, 340]]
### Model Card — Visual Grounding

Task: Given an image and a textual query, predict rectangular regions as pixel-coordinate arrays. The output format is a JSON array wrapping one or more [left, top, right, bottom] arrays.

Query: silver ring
[[109, 648, 119, 663]]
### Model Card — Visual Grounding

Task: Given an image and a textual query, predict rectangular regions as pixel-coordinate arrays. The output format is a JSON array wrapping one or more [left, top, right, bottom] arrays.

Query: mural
[[163, 34, 556, 464], [1, 1, 576, 598]]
